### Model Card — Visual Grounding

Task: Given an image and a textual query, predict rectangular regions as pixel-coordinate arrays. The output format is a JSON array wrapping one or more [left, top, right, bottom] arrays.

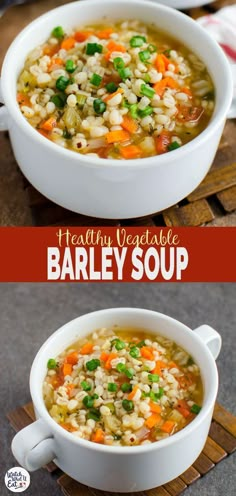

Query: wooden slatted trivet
[[1, 1, 236, 226], [7, 401, 236, 496]]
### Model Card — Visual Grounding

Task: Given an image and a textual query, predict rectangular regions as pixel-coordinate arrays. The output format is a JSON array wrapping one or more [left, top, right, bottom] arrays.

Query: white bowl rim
[[30, 307, 219, 455], [1, 0, 233, 171]]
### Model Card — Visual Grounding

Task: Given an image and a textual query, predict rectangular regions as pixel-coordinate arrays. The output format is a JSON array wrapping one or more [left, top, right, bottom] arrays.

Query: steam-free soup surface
[[44, 327, 203, 446], [17, 20, 214, 159]]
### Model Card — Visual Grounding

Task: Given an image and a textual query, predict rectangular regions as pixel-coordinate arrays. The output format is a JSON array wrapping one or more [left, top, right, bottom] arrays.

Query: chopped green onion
[[83, 395, 94, 408], [143, 74, 151, 83], [50, 93, 67, 108], [90, 73, 102, 86], [118, 67, 132, 80], [63, 129, 72, 139], [168, 141, 181, 151], [87, 408, 101, 421], [123, 100, 131, 109], [76, 93, 87, 108], [47, 358, 57, 369], [113, 433, 122, 440], [130, 35, 146, 48], [93, 98, 106, 114], [129, 347, 140, 358], [113, 57, 125, 70], [140, 83, 155, 99], [130, 104, 138, 119], [65, 59, 76, 73], [86, 359, 100, 371], [112, 339, 126, 351], [51, 26, 64, 39], [106, 82, 118, 93], [56, 76, 70, 91], [121, 383, 132, 393], [125, 368, 134, 379], [138, 106, 153, 118], [108, 383, 118, 392], [116, 363, 126, 373], [187, 357, 195, 366], [139, 50, 151, 63], [81, 380, 91, 391], [136, 340, 146, 348], [148, 44, 157, 53], [92, 393, 99, 400], [122, 399, 134, 412], [191, 404, 202, 414], [86, 43, 103, 55], [148, 373, 159, 383], [163, 49, 171, 56], [150, 388, 164, 401]]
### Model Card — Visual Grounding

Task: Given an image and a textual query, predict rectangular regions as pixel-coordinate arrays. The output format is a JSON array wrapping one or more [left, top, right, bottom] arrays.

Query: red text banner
[[0, 227, 235, 282]]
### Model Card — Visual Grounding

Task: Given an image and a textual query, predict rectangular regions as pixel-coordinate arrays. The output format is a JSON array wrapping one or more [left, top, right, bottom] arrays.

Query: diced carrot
[[43, 44, 60, 56], [38, 129, 49, 139], [60, 423, 77, 432], [154, 77, 179, 97], [120, 145, 143, 159], [105, 130, 130, 144], [168, 361, 179, 370], [149, 401, 162, 414], [48, 57, 64, 71], [128, 385, 139, 400], [155, 130, 171, 154], [40, 117, 57, 131], [152, 360, 167, 376], [17, 93, 31, 106], [61, 37, 76, 50], [145, 413, 162, 429], [103, 88, 123, 102], [65, 352, 79, 365], [155, 54, 166, 74], [80, 343, 94, 355], [107, 40, 126, 53], [177, 373, 194, 390], [63, 363, 73, 376], [74, 31, 94, 42], [96, 28, 114, 39], [100, 351, 109, 362], [140, 346, 154, 361], [104, 352, 118, 370], [49, 373, 64, 388], [91, 428, 105, 443], [161, 420, 176, 434], [176, 400, 191, 418], [121, 115, 139, 134]]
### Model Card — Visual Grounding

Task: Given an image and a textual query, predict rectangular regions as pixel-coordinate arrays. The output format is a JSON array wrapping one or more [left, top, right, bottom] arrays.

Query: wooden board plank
[[163, 478, 187, 496], [146, 487, 171, 496], [203, 436, 227, 463], [213, 403, 236, 437], [23, 402, 36, 420], [163, 199, 214, 227], [193, 452, 215, 475], [217, 186, 236, 212], [7, 406, 33, 432], [58, 475, 92, 496], [209, 421, 236, 454], [188, 163, 236, 202], [179, 466, 200, 486]]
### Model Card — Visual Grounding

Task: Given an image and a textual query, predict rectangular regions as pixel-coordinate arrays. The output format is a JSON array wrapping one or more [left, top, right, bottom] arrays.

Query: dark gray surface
[[0, 283, 235, 496]]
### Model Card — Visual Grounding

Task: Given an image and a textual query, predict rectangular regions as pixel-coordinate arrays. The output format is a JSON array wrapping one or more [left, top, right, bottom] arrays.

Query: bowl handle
[[227, 64, 236, 119], [0, 78, 9, 131], [11, 418, 55, 471], [193, 325, 222, 360]]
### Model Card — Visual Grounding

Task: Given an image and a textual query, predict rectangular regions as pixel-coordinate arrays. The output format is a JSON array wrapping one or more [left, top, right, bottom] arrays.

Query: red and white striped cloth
[[197, 6, 236, 62]]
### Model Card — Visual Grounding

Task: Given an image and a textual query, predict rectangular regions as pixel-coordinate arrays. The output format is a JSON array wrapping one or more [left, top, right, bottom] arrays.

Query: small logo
[[4, 467, 30, 493]]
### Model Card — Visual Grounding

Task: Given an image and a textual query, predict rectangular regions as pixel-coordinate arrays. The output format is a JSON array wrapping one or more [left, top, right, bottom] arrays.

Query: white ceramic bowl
[[0, 0, 235, 219], [11, 308, 221, 492], [157, 1, 214, 9]]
